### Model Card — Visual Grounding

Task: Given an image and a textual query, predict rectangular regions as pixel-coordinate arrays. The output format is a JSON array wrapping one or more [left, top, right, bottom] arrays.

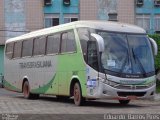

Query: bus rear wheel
[[119, 100, 130, 105], [73, 82, 85, 106], [23, 81, 39, 99]]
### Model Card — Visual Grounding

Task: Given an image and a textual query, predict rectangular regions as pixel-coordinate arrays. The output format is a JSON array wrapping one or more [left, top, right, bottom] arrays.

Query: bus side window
[[61, 30, 76, 53], [33, 36, 46, 56], [22, 39, 33, 57], [13, 41, 22, 58], [6, 42, 14, 59], [46, 34, 60, 54]]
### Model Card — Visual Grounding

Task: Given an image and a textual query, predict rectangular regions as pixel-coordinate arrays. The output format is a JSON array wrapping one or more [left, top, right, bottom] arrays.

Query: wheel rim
[[74, 84, 80, 104]]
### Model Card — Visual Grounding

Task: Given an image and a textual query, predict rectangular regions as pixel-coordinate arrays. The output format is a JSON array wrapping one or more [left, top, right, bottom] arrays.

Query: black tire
[[33, 94, 40, 99], [73, 82, 85, 106], [23, 81, 39, 99], [119, 100, 130, 105]]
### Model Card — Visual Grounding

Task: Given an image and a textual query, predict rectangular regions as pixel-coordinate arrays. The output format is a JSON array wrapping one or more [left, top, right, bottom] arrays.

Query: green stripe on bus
[[31, 74, 56, 93]]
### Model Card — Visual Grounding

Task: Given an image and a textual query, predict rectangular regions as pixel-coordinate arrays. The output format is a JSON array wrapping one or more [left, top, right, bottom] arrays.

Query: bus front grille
[[117, 92, 146, 97], [114, 84, 149, 90]]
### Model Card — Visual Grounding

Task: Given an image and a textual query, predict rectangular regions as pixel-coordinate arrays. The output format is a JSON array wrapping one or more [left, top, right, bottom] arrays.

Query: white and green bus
[[4, 21, 157, 106]]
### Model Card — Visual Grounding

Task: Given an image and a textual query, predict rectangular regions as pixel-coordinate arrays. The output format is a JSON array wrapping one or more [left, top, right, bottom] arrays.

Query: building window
[[45, 18, 59, 28], [136, 15, 150, 33], [155, 17, 160, 32], [64, 18, 78, 23]]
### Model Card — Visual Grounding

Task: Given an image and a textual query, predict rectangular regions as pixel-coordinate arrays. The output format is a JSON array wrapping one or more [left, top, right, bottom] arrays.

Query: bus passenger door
[[58, 72, 69, 96]]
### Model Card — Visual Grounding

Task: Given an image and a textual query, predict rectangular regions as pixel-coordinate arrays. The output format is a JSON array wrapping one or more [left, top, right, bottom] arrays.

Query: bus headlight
[[108, 80, 119, 87], [98, 77, 119, 87], [148, 80, 156, 87]]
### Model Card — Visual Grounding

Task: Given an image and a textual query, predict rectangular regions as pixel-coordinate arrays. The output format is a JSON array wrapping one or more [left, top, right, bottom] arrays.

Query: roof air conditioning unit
[[136, 0, 143, 7], [154, 0, 160, 7], [44, 0, 52, 6]]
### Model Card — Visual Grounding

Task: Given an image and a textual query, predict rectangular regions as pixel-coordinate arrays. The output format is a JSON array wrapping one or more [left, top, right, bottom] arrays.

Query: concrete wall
[[4, 0, 44, 39], [0, 0, 44, 79], [0, 0, 5, 45], [80, 0, 98, 20], [80, 0, 135, 24], [117, 0, 135, 24], [25, 0, 44, 31], [4, 0, 26, 40]]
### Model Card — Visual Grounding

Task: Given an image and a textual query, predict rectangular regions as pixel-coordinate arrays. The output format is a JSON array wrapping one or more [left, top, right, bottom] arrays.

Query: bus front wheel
[[73, 82, 85, 106]]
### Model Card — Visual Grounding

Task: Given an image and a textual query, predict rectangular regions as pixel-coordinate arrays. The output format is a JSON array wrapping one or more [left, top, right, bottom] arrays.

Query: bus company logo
[[19, 60, 52, 69]]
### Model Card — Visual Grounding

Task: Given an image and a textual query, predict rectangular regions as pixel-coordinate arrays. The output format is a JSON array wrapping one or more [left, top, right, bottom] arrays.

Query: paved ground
[[0, 88, 160, 119]]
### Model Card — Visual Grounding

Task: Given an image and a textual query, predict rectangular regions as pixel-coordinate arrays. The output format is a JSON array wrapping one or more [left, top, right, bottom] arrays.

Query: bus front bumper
[[86, 81, 156, 100]]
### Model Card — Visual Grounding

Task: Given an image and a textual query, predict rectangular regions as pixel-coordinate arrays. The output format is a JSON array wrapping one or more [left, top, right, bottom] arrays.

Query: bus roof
[[6, 20, 146, 43]]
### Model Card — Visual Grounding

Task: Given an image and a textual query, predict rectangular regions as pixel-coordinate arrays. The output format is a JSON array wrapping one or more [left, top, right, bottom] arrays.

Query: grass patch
[[156, 80, 160, 93]]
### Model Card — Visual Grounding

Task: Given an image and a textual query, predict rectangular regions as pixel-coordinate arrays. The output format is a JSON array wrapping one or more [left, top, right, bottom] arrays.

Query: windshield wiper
[[131, 48, 146, 74]]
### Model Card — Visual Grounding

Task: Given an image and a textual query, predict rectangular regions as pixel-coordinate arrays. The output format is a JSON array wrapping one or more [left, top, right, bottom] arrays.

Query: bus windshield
[[96, 30, 154, 76]]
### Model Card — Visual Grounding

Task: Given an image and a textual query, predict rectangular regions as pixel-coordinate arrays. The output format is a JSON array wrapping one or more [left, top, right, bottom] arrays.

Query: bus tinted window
[[67, 31, 76, 52], [22, 39, 33, 57], [6, 42, 14, 59], [61, 31, 76, 53], [33, 36, 46, 56], [77, 28, 90, 61], [47, 34, 60, 54], [13, 41, 22, 58], [87, 41, 98, 71]]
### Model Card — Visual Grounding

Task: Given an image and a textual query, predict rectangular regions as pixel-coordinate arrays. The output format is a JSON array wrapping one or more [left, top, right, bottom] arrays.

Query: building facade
[[80, 0, 135, 24], [44, 0, 160, 34], [136, 0, 160, 34], [44, 0, 79, 27], [44, 0, 135, 25], [0, 0, 44, 82]]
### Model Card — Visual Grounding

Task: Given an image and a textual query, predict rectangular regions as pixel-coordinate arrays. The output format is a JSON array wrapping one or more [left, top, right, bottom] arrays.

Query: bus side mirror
[[149, 38, 158, 56], [91, 33, 104, 53]]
